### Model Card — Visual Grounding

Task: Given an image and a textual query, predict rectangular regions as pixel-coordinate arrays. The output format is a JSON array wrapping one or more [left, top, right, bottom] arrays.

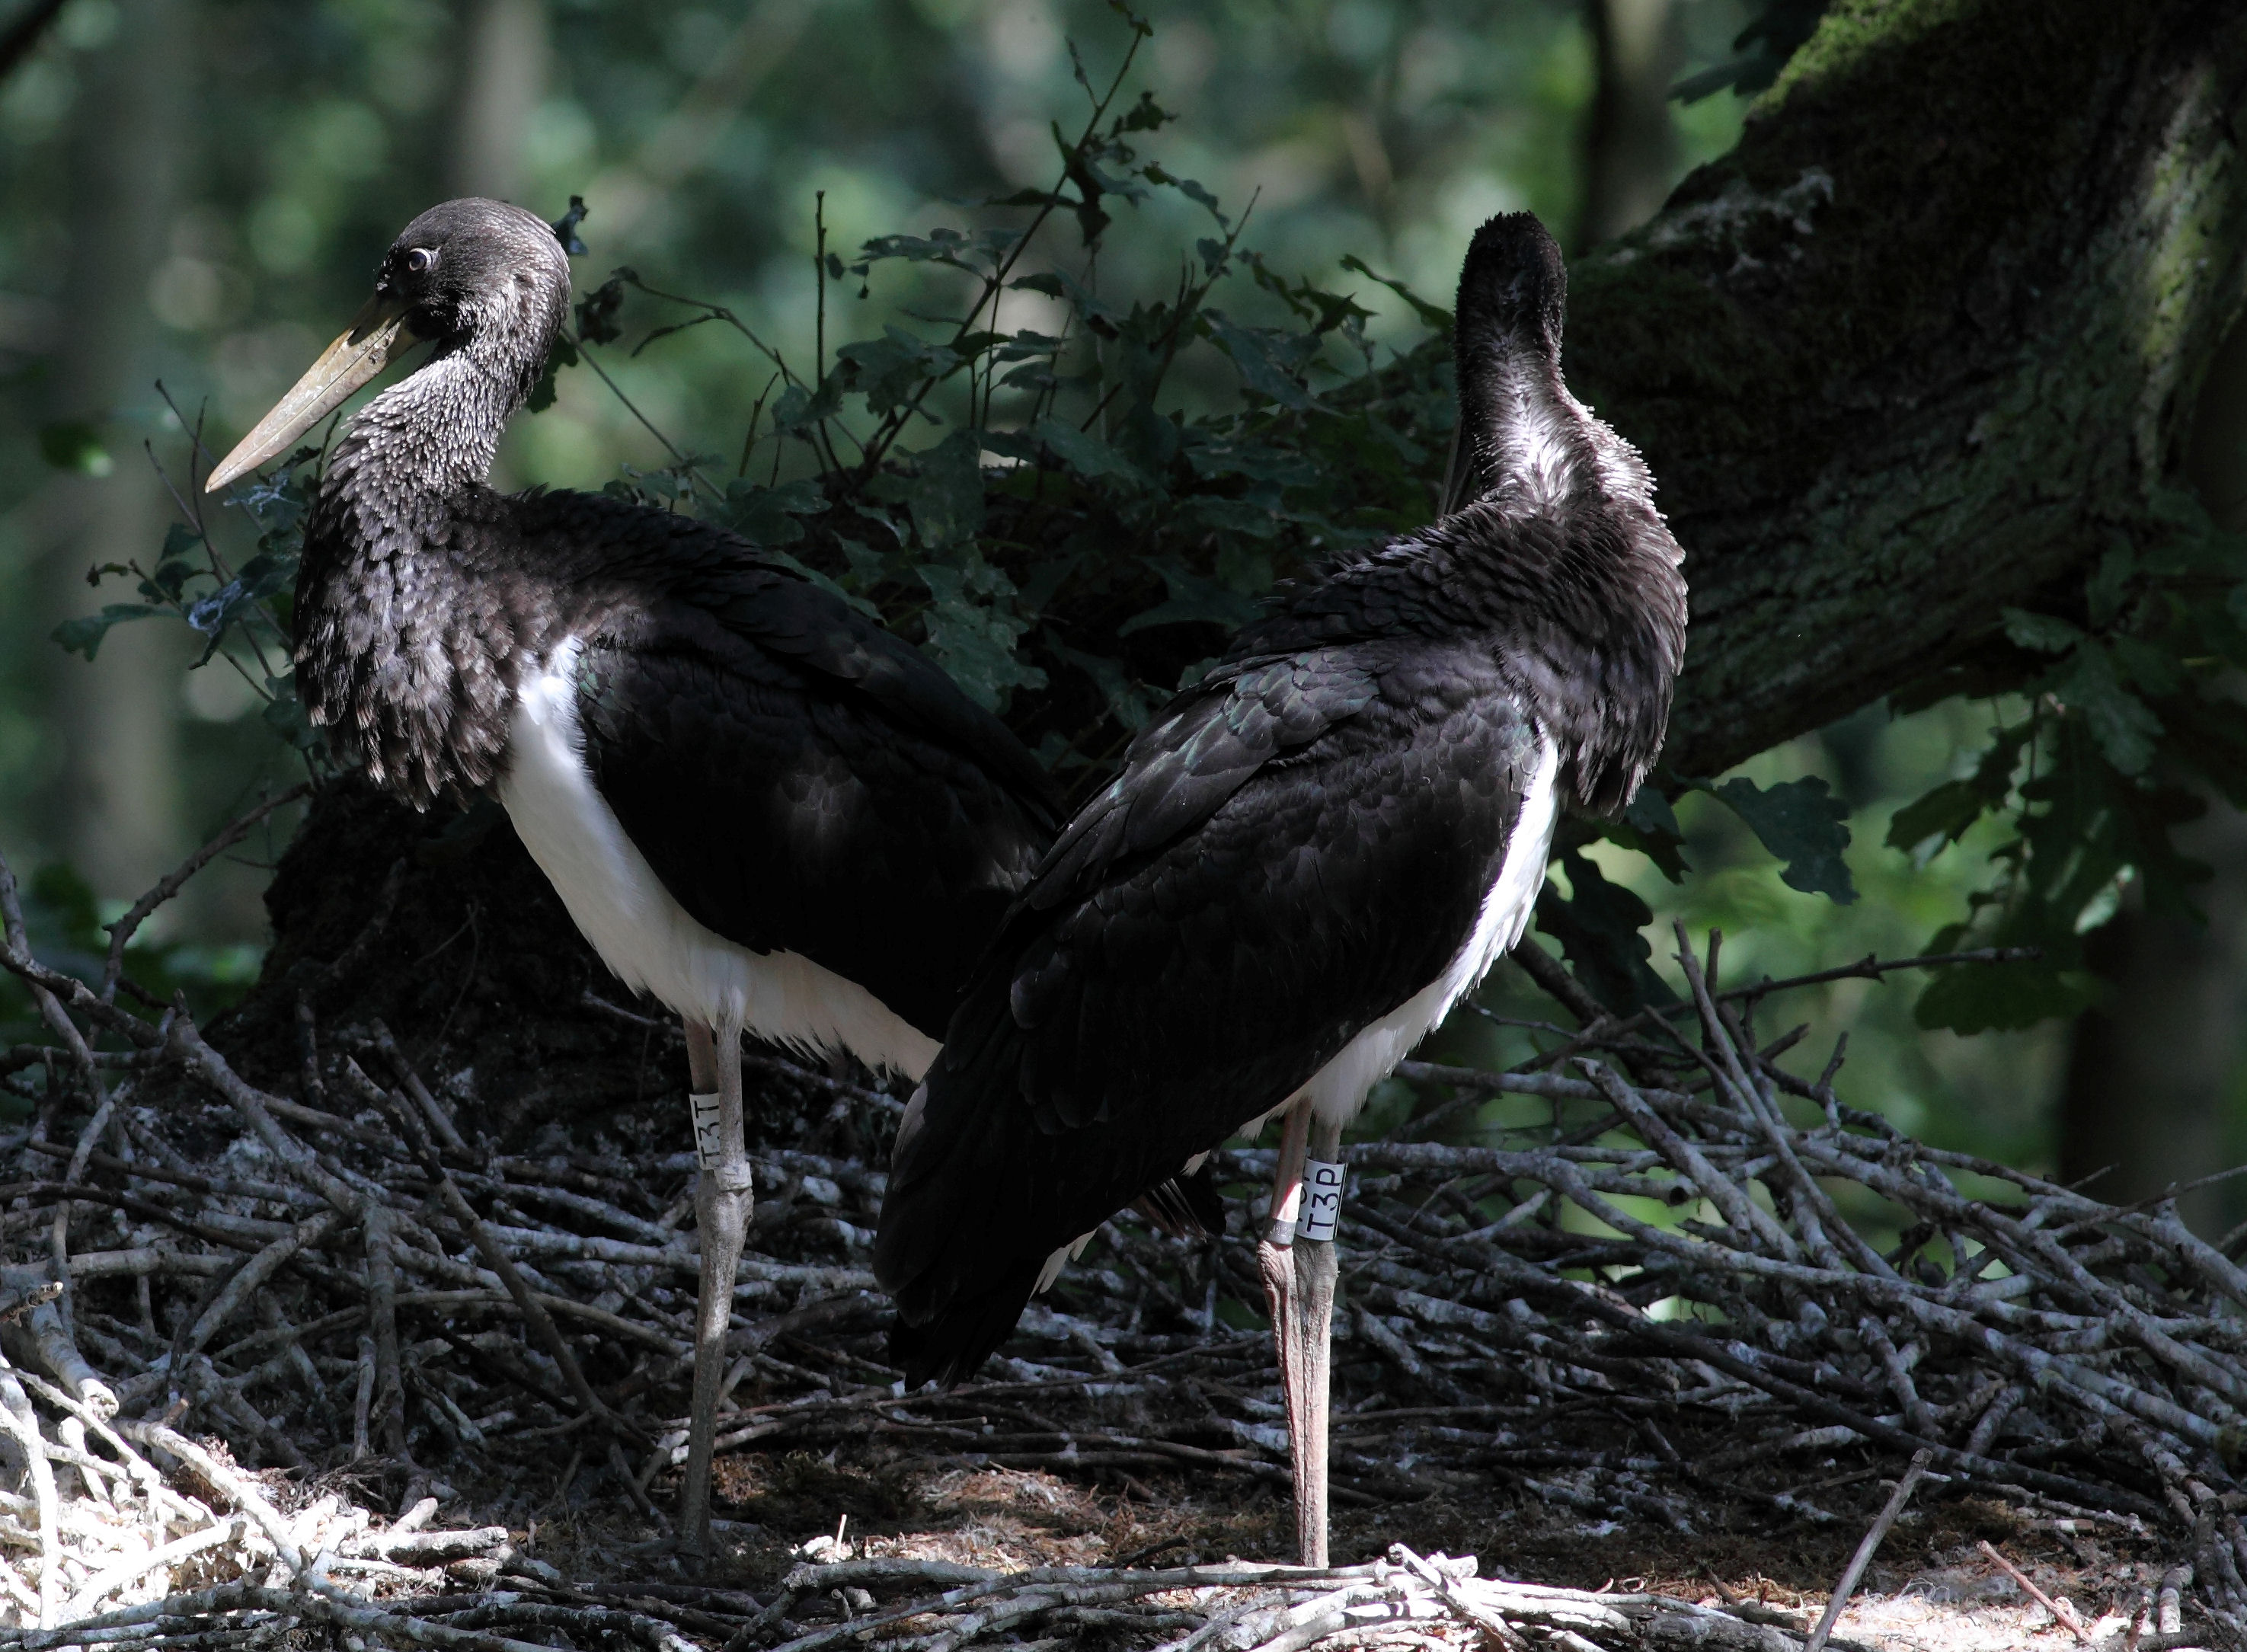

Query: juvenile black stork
[[206, 199, 1059, 1553], [873, 212, 1686, 1564]]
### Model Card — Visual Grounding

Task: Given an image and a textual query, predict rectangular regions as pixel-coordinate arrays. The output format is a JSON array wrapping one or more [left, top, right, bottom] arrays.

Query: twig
[[360, 1067, 648, 1450], [1804, 1449, 1932, 1652], [1978, 1539, 2092, 1644], [100, 784, 311, 1001]]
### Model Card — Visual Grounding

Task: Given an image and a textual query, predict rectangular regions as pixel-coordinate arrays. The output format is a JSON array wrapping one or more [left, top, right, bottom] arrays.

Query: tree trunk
[[2055, 302, 2247, 1237], [451, 0, 548, 203], [38, 0, 191, 899], [2057, 845, 2247, 1237], [1568, 0, 2247, 781], [1577, 0, 1685, 251]]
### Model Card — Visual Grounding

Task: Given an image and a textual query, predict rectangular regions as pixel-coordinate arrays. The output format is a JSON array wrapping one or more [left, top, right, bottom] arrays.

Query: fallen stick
[[1804, 1449, 1932, 1652], [1979, 1539, 2092, 1644]]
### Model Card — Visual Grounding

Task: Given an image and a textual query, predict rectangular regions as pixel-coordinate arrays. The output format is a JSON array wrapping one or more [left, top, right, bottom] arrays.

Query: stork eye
[[404, 248, 436, 274]]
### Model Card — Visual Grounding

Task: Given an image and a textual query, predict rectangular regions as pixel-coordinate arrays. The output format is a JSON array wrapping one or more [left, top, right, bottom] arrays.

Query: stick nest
[[1, 821, 2243, 1650]]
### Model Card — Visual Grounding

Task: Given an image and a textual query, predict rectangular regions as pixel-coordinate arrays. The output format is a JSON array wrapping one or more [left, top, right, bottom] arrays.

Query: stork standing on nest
[[873, 212, 1686, 1564], [208, 199, 1059, 1554]]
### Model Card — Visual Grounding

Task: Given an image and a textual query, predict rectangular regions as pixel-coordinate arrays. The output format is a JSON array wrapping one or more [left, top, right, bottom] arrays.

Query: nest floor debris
[[1, 811, 2243, 1650]]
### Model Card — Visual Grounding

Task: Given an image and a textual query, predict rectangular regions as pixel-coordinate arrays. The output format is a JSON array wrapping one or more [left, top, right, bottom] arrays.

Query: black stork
[[206, 199, 1060, 1554], [873, 212, 1687, 1564]]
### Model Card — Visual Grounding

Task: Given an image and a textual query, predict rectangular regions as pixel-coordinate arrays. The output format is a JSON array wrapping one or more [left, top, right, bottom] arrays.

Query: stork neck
[[324, 344, 520, 529], [1451, 331, 1585, 512]]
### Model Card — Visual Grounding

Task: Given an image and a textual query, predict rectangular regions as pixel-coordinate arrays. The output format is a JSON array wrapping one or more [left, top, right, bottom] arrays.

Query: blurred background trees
[[3, 0, 2243, 1233]]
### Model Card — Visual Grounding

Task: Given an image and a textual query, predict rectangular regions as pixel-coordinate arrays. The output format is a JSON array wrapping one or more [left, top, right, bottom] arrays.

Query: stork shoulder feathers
[[1028, 652, 1379, 909]]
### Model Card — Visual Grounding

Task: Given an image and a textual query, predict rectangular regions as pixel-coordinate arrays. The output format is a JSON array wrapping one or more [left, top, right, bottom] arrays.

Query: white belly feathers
[[497, 639, 940, 1082], [1296, 733, 1561, 1130]]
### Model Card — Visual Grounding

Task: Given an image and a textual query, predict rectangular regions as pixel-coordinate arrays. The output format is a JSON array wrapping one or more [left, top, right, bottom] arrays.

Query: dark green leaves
[[1913, 954, 2095, 1034], [1031, 417, 1144, 485], [721, 478, 830, 548], [1671, 0, 1832, 102], [186, 551, 296, 662], [1532, 850, 1676, 1015], [1140, 162, 1226, 225], [1603, 788, 1688, 882], [260, 672, 321, 752], [53, 604, 160, 661], [770, 375, 844, 436], [1202, 310, 1315, 410], [575, 274, 627, 346], [916, 554, 1046, 711], [1999, 606, 2081, 654], [1705, 775, 1857, 903], [1887, 781, 1990, 861], [1887, 724, 2029, 864], [549, 195, 590, 257], [897, 433, 984, 551], [2057, 644, 2162, 775], [837, 327, 966, 414], [526, 334, 578, 414], [1338, 254, 1451, 330], [1116, 558, 1264, 637], [40, 420, 112, 475]]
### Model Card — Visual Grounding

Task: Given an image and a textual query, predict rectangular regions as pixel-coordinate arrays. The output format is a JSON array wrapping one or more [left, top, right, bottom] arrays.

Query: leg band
[[1299, 1158, 1344, 1243], [1268, 1177, 1303, 1248], [689, 1091, 724, 1169]]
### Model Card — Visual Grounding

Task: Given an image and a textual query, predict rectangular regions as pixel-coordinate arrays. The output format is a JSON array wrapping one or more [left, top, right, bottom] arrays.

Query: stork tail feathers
[[889, 1259, 1043, 1390]]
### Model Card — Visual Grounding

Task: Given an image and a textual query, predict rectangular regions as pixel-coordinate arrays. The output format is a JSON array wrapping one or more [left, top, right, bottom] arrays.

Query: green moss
[[1565, 0, 2140, 513], [1764, 0, 1977, 110]]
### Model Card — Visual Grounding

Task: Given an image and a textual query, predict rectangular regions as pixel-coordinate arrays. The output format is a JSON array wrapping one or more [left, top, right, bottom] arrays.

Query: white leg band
[[690, 1091, 724, 1169], [1268, 1177, 1304, 1248], [1299, 1158, 1344, 1243]]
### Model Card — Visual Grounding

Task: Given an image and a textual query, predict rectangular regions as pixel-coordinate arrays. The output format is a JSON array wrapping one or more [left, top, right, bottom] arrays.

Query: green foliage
[[1703, 775, 1857, 903], [0, 861, 261, 1096], [37, 420, 112, 476], [53, 25, 1459, 787], [54, 448, 324, 765], [1673, 0, 1833, 103], [1534, 847, 1678, 1015], [1885, 492, 2247, 1030], [475, 29, 1463, 766]]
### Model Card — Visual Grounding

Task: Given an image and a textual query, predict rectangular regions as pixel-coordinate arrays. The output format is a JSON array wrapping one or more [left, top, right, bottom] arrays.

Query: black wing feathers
[[486, 489, 1059, 1038], [1029, 653, 1376, 910], [875, 641, 1538, 1358]]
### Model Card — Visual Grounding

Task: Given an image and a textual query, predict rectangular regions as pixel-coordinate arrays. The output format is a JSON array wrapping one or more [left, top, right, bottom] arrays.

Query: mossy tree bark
[[1570, 0, 2247, 781], [223, 0, 2247, 1111]]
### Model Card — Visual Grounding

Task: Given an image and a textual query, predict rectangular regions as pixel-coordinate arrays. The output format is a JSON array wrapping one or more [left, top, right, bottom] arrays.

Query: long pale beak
[[206, 292, 414, 491]]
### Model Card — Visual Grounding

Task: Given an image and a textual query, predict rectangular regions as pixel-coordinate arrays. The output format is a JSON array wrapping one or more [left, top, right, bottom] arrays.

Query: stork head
[[1438, 212, 1577, 518], [208, 198, 573, 491], [1453, 211, 1567, 362]]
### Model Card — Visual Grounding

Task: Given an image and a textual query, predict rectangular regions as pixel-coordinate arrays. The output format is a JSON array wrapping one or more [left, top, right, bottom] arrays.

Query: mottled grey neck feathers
[[297, 203, 571, 810], [1443, 212, 1684, 812], [327, 350, 517, 512]]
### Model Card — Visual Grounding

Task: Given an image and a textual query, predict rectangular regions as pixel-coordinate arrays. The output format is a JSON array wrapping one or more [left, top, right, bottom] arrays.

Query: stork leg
[[1294, 1114, 1341, 1564], [1258, 1101, 1338, 1565], [679, 1019, 752, 1560]]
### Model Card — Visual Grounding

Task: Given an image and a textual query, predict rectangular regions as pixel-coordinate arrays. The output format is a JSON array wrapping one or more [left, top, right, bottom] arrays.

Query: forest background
[[0, 0, 2238, 1235]]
